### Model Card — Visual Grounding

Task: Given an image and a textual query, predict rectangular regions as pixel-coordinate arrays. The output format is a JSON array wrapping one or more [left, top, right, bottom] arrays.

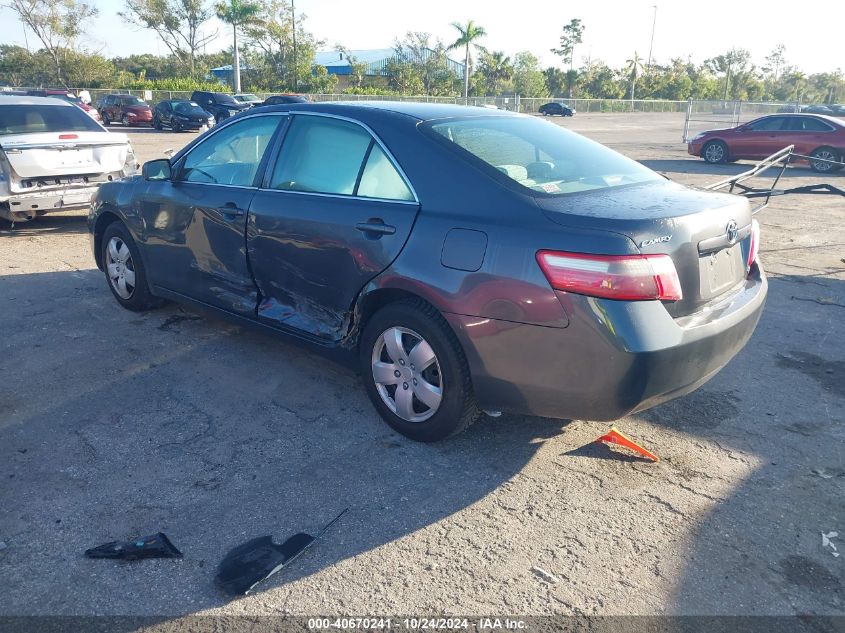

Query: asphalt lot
[[0, 112, 843, 620]]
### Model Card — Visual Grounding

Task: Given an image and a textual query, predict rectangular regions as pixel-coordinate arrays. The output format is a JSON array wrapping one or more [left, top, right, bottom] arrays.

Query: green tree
[[5, 0, 98, 86], [215, 0, 260, 92], [121, 0, 217, 75], [447, 19, 487, 102], [477, 50, 513, 95], [394, 32, 459, 96], [244, 0, 323, 91], [512, 51, 547, 98], [550, 18, 584, 97], [543, 67, 566, 97]]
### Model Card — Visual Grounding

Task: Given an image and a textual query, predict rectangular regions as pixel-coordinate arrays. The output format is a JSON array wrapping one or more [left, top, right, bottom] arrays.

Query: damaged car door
[[247, 114, 419, 340], [137, 114, 284, 314]]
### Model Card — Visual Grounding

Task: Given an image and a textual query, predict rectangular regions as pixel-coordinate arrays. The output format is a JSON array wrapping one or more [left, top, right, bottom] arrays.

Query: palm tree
[[447, 20, 487, 103], [624, 52, 644, 103], [479, 50, 513, 95], [215, 0, 261, 93]]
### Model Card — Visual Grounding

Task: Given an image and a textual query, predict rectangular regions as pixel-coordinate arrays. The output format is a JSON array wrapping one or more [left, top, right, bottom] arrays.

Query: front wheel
[[101, 222, 161, 312], [153, 116, 162, 130], [101, 112, 110, 125], [702, 140, 728, 164], [172, 119, 182, 132], [360, 299, 480, 442], [810, 147, 840, 173]]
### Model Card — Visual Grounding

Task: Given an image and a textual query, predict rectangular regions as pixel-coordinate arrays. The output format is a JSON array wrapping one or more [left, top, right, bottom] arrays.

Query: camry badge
[[640, 235, 672, 248]]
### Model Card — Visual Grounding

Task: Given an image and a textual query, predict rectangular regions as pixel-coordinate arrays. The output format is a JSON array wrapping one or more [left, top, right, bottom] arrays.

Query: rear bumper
[[446, 265, 767, 420], [0, 185, 100, 221]]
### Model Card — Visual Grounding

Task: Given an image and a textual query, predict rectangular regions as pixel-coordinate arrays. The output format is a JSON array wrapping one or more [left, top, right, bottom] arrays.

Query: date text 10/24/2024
[[307, 618, 528, 630]]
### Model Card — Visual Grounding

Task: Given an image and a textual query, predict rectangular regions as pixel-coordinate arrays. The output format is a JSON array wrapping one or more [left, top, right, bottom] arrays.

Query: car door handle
[[219, 203, 245, 219], [355, 220, 396, 236]]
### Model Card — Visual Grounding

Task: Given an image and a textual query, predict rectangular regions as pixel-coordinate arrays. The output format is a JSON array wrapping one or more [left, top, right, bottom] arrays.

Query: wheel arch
[[92, 207, 124, 270]]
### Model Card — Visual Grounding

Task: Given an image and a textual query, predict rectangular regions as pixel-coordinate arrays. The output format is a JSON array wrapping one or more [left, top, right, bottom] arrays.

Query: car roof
[[257, 100, 517, 121], [761, 112, 844, 125], [0, 95, 74, 107]]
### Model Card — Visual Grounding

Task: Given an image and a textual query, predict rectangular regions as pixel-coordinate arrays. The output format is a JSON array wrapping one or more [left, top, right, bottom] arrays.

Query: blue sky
[[1, 0, 842, 74]]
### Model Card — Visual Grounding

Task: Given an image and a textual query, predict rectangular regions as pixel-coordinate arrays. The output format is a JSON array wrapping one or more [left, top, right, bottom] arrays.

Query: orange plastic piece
[[595, 426, 659, 462]]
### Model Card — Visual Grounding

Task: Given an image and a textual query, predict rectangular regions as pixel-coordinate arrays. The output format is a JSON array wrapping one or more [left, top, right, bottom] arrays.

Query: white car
[[0, 96, 137, 223], [233, 93, 262, 106]]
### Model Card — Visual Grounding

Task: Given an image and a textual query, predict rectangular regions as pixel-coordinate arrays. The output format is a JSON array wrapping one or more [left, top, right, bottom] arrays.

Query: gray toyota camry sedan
[[89, 102, 766, 442]]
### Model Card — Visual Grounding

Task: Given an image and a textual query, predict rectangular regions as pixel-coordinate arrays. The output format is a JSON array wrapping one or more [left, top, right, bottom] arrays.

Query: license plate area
[[699, 244, 743, 299]]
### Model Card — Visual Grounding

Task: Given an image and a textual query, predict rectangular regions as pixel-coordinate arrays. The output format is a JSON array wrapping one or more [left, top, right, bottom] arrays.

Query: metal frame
[[704, 144, 845, 214]]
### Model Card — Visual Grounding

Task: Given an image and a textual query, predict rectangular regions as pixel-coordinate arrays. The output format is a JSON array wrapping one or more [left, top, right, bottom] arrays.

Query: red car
[[97, 94, 154, 127], [688, 113, 845, 173]]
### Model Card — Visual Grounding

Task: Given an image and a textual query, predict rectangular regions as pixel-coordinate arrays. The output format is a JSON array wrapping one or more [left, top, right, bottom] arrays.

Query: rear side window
[[271, 116, 413, 201], [428, 116, 660, 196], [784, 117, 834, 131], [0, 104, 102, 135]]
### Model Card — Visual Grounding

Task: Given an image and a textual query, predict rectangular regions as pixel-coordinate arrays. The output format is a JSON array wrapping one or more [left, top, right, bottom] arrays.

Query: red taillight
[[58, 134, 78, 139], [536, 250, 683, 301], [748, 219, 760, 268]]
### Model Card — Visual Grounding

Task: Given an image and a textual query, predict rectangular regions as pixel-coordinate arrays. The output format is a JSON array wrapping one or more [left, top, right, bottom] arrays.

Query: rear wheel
[[122, 113, 130, 126], [360, 299, 480, 442], [153, 116, 162, 130], [101, 112, 110, 125], [702, 140, 728, 164], [101, 222, 160, 312], [809, 147, 840, 173]]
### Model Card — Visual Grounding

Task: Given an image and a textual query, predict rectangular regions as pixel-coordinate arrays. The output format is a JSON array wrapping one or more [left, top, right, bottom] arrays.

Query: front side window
[[748, 117, 785, 132], [179, 115, 281, 186], [270, 116, 413, 200], [428, 116, 660, 196]]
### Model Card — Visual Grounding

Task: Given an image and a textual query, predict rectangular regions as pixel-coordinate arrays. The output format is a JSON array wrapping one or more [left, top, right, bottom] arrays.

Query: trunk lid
[[535, 180, 754, 316], [0, 131, 129, 178]]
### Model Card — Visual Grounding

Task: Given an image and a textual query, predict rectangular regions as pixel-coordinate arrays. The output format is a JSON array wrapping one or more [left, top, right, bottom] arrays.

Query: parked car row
[[688, 113, 845, 172], [777, 104, 845, 116]]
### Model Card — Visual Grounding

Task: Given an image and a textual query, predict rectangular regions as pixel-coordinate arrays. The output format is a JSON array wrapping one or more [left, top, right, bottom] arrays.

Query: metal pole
[[646, 5, 657, 73], [292, 0, 298, 91]]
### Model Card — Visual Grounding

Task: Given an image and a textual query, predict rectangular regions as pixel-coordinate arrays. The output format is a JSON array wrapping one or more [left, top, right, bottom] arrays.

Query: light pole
[[646, 5, 657, 73], [292, 0, 298, 91]]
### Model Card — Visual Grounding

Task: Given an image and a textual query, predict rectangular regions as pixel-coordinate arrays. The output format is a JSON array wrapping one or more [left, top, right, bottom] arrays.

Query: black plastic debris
[[216, 509, 348, 596], [85, 532, 183, 560]]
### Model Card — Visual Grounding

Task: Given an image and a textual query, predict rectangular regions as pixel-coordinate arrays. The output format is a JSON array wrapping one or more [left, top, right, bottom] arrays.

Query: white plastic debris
[[530, 565, 559, 584], [822, 531, 839, 557]]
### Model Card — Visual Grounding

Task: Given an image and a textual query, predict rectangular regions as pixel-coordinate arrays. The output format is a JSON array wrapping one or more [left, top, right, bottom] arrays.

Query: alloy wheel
[[371, 326, 443, 423], [106, 236, 136, 300], [812, 149, 837, 172], [704, 142, 725, 163]]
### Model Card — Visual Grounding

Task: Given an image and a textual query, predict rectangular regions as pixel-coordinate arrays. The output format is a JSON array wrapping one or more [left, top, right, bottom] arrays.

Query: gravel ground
[[0, 112, 843, 621]]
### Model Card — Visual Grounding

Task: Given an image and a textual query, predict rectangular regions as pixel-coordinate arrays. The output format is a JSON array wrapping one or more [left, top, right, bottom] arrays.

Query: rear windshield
[[428, 116, 660, 195], [121, 96, 146, 106], [213, 93, 239, 105], [173, 102, 206, 115], [0, 104, 103, 135]]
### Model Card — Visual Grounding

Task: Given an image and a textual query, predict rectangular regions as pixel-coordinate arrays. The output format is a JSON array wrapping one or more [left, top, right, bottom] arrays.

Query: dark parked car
[[689, 113, 845, 172], [802, 104, 834, 115], [97, 94, 153, 126], [538, 102, 575, 117], [259, 94, 310, 106], [189, 91, 249, 123], [89, 103, 766, 441], [826, 104, 845, 116], [152, 100, 215, 132]]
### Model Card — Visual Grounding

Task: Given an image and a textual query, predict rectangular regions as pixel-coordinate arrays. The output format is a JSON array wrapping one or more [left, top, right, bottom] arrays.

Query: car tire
[[702, 140, 728, 164], [809, 147, 840, 173], [360, 298, 480, 442], [172, 119, 181, 132], [101, 112, 110, 125], [122, 114, 130, 126], [153, 116, 162, 130], [101, 221, 161, 312], [215, 113, 228, 125]]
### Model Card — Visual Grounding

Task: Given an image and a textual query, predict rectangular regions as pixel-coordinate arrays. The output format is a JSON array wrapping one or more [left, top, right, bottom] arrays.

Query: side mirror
[[143, 158, 172, 181]]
